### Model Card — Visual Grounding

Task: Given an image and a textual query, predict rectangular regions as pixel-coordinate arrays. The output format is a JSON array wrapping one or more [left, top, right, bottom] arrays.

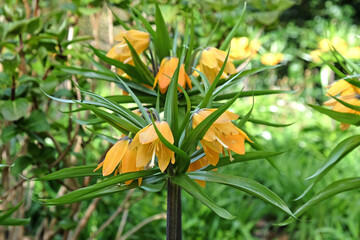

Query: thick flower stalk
[[324, 79, 360, 130], [154, 57, 192, 94], [199, 47, 237, 84], [192, 109, 252, 166], [130, 121, 175, 172]]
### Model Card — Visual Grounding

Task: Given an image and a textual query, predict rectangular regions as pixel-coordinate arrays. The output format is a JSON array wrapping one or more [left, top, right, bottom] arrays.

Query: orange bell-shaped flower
[[154, 57, 192, 94]]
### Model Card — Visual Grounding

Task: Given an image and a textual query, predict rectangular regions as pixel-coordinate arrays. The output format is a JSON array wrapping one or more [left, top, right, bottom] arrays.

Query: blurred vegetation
[[0, 0, 359, 239]]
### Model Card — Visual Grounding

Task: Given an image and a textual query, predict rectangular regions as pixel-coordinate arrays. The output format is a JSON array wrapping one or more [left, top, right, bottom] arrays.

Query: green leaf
[[320, 56, 346, 78], [76, 183, 138, 202], [77, 88, 146, 127], [205, 151, 285, 170], [75, 101, 140, 134], [124, 38, 154, 85], [171, 174, 235, 219], [114, 75, 152, 124], [237, 97, 254, 128], [220, 2, 246, 50], [41, 169, 159, 205], [214, 90, 294, 101], [131, 8, 156, 36], [0, 98, 29, 121], [0, 218, 30, 226], [308, 104, 360, 125], [0, 202, 23, 222], [24, 110, 50, 132], [279, 177, 360, 226], [90, 45, 146, 83], [238, 117, 295, 128], [296, 135, 360, 200], [38, 165, 101, 180], [106, 3, 130, 30], [188, 171, 294, 217], [154, 3, 172, 60]]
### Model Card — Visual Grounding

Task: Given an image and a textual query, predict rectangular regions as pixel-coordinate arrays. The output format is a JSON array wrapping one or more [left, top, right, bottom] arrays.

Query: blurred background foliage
[[0, 0, 359, 239]]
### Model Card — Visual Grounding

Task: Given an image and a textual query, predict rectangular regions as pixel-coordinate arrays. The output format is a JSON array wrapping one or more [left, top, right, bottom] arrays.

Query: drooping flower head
[[199, 47, 237, 84], [130, 121, 175, 172], [94, 136, 143, 185], [154, 57, 192, 94], [106, 30, 150, 66], [324, 79, 360, 130], [192, 109, 252, 166], [230, 37, 261, 60], [260, 53, 284, 66]]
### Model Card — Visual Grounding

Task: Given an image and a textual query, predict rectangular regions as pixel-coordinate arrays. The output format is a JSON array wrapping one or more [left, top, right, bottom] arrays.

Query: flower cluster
[[310, 37, 360, 62], [93, 28, 252, 187], [324, 79, 360, 130]]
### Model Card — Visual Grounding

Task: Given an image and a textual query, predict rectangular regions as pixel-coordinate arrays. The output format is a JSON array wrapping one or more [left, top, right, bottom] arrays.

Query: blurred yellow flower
[[107, 30, 150, 67], [260, 53, 284, 66], [319, 37, 348, 54], [310, 49, 322, 62], [130, 121, 175, 172], [192, 109, 252, 166], [230, 37, 261, 60], [153, 57, 192, 94], [344, 46, 360, 59], [324, 79, 360, 130], [199, 47, 237, 84]]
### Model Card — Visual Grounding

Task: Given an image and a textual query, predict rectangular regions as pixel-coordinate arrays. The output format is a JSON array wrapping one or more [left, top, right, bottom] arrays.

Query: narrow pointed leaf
[[171, 174, 235, 219], [220, 2, 246, 50], [38, 165, 101, 180], [41, 169, 159, 205], [205, 151, 285, 170], [296, 135, 360, 200], [308, 104, 360, 125], [279, 177, 360, 226], [188, 171, 294, 217], [154, 4, 172, 60]]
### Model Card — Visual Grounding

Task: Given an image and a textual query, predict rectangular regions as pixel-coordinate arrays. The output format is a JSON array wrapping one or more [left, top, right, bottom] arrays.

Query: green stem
[[166, 178, 182, 240]]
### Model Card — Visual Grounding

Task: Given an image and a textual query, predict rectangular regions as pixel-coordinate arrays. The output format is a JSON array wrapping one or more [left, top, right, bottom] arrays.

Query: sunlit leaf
[[296, 135, 360, 200], [171, 174, 235, 219], [188, 171, 294, 217]]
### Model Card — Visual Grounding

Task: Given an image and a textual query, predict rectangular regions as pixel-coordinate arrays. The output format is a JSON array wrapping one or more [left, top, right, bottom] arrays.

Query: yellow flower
[[324, 79, 360, 130], [192, 109, 252, 166], [344, 46, 360, 59], [319, 37, 348, 54], [106, 30, 150, 66], [199, 47, 237, 84], [230, 37, 261, 60], [310, 49, 322, 62], [153, 57, 192, 94], [94, 137, 143, 185], [130, 121, 175, 172], [260, 53, 284, 66]]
